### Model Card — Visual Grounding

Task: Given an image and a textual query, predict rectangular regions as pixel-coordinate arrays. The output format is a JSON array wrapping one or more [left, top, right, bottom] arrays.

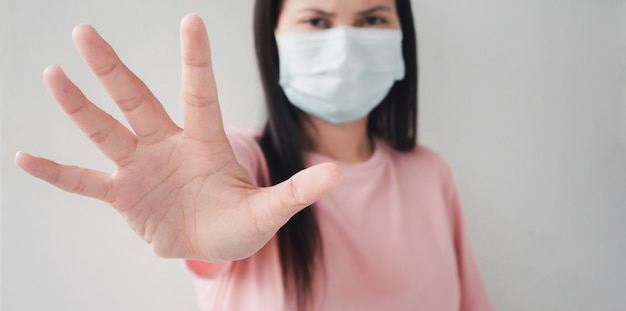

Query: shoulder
[[384, 142, 459, 198], [225, 128, 265, 164], [387, 143, 463, 222], [225, 128, 270, 186], [389, 143, 453, 177], [225, 128, 261, 154]]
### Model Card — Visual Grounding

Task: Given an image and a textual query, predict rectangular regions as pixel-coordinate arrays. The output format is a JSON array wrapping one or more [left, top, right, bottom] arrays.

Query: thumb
[[256, 163, 342, 232]]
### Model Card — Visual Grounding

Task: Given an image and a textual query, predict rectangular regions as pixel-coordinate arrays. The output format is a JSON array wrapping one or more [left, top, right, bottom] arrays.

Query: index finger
[[180, 14, 227, 143]]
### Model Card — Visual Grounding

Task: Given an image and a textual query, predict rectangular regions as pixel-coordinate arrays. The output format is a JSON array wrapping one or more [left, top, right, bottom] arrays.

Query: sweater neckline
[[305, 137, 388, 171]]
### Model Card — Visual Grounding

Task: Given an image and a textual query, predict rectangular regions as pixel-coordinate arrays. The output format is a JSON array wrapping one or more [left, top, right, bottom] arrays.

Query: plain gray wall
[[1, 0, 625, 310]]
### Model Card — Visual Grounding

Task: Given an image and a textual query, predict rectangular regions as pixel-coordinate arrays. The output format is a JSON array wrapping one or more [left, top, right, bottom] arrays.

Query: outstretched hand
[[15, 14, 341, 262]]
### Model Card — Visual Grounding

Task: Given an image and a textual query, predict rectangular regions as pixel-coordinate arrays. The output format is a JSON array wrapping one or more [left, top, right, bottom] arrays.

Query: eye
[[357, 16, 387, 27], [306, 18, 331, 28]]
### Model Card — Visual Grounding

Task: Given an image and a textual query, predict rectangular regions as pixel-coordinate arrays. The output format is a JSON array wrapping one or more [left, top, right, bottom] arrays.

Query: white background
[[1, 0, 625, 310]]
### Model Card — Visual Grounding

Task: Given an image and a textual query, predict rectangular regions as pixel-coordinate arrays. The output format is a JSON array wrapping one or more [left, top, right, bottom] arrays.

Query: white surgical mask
[[276, 27, 405, 124]]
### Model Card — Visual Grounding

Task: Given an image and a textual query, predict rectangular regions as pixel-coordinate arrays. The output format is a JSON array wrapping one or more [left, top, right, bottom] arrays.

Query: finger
[[43, 66, 137, 167], [15, 152, 114, 202], [254, 163, 342, 233], [180, 14, 226, 143], [71, 24, 179, 144]]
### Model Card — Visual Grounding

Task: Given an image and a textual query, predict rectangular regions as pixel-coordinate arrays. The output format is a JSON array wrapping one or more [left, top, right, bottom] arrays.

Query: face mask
[[275, 27, 405, 124]]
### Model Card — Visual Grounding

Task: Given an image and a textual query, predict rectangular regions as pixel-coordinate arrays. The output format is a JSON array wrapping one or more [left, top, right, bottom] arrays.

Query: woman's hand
[[14, 14, 341, 262]]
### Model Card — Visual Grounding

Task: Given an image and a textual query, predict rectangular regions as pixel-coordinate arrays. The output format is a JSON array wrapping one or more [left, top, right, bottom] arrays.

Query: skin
[[14, 0, 400, 262]]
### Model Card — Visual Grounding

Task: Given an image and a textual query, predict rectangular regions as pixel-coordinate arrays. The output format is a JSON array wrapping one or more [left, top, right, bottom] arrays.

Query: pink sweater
[[186, 129, 492, 311]]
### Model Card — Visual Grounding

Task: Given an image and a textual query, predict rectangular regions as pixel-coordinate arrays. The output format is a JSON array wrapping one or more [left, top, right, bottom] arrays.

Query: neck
[[302, 116, 373, 163]]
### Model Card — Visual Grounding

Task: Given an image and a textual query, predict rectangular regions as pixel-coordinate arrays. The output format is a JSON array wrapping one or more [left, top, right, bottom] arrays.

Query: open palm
[[15, 14, 341, 262]]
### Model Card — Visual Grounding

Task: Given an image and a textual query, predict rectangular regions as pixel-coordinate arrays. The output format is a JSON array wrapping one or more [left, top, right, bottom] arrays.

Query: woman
[[15, 0, 492, 310]]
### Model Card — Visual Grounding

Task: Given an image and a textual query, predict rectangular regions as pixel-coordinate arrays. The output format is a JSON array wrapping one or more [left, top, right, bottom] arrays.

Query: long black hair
[[253, 0, 418, 309]]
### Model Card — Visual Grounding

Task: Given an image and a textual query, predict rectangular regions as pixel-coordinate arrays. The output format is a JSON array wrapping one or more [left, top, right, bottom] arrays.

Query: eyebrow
[[297, 5, 392, 17], [297, 8, 336, 17], [357, 5, 393, 16]]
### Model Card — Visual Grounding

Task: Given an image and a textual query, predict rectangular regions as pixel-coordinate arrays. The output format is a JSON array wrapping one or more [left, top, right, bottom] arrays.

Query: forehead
[[281, 0, 396, 12]]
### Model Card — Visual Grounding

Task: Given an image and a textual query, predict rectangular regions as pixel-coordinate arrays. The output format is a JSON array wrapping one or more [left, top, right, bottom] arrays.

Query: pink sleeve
[[185, 260, 233, 279], [185, 128, 268, 279], [442, 164, 494, 311]]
